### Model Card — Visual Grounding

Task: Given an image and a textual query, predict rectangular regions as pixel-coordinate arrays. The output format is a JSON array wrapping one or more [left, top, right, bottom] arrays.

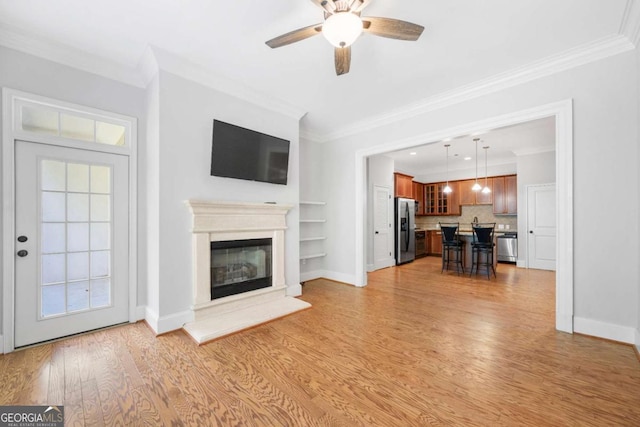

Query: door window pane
[[90, 165, 111, 194], [67, 281, 89, 312], [90, 251, 110, 278], [42, 192, 66, 222], [67, 163, 89, 192], [67, 223, 89, 252], [42, 254, 65, 284], [90, 278, 111, 307], [67, 252, 89, 281], [90, 223, 110, 250], [41, 160, 66, 191], [67, 193, 89, 221], [90, 195, 110, 221], [42, 223, 65, 254], [42, 284, 66, 317]]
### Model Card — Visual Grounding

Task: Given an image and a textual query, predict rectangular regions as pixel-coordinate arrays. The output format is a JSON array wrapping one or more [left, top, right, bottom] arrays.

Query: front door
[[527, 184, 556, 271], [14, 140, 129, 347]]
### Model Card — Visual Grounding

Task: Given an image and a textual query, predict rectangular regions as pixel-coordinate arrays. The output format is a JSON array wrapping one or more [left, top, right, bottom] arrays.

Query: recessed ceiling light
[[464, 156, 472, 161], [409, 152, 417, 156]]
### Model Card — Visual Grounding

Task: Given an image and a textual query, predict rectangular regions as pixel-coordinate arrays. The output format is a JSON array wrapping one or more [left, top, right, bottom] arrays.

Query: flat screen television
[[210, 120, 290, 185]]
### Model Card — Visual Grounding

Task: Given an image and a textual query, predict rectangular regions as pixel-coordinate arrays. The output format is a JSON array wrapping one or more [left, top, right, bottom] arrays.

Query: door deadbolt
[[17, 250, 28, 257], [17, 235, 28, 243]]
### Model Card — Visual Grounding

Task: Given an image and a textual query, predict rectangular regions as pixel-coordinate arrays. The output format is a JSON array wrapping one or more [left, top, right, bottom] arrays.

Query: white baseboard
[[574, 317, 636, 344], [300, 270, 324, 282], [0, 334, 3, 355], [635, 329, 640, 351], [367, 263, 375, 272], [135, 305, 146, 321], [517, 260, 527, 268], [286, 283, 302, 297], [322, 270, 357, 286], [156, 310, 194, 335], [145, 307, 160, 334]]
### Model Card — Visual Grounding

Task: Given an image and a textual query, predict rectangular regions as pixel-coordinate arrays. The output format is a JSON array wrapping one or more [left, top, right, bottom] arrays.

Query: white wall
[[367, 155, 394, 270], [0, 46, 147, 336], [637, 45, 640, 350], [148, 70, 301, 330], [315, 50, 639, 340], [516, 150, 556, 264]]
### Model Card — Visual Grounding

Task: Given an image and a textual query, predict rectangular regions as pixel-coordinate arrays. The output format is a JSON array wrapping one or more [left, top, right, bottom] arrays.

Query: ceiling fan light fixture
[[322, 12, 363, 47]]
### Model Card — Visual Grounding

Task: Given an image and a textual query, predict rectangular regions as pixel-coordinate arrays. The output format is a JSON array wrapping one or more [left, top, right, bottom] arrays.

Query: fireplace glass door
[[210, 238, 272, 299]]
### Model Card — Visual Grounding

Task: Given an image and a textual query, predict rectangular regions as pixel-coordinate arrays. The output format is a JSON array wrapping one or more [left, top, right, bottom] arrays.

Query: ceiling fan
[[265, 0, 424, 76]]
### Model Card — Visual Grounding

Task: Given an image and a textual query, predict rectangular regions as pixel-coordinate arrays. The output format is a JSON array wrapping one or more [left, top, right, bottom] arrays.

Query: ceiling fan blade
[[362, 17, 424, 41], [266, 24, 323, 48], [309, 0, 336, 14], [334, 46, 351, 75]]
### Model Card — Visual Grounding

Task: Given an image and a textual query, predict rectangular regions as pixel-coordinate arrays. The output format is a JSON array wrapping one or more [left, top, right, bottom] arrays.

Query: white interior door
[[373, 185, 394, 270], [14, 140, 129, 347], [527, 184, 556, 271]]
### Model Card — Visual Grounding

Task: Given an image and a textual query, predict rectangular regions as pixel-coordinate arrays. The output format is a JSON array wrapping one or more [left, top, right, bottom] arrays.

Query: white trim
[[0, 335, 3, 355], [635, 329, 640, 349], [323, 270, 358, 287], [307, 35, 632, 143], [574, 317, 636, 344], [620, 0, 640, 46], [354, 99, 574, 334], [300, 270, 325, 282], [144, 307, 193, 335], [136, 305, 146, 321], [2, 88, 138, 353], [286, 283, 303, 296]]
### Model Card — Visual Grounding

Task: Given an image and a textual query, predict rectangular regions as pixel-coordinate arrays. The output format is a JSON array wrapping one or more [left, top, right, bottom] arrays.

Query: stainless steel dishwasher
[[497, 232, 518, 263]]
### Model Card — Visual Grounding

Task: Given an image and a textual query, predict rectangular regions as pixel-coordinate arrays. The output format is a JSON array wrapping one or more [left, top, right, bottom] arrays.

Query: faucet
[[473, 216, 478, 223]]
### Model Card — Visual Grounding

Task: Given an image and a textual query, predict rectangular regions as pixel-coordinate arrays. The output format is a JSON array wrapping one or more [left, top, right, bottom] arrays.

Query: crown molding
[[0, 24, 146, 88], [0, 24, 307, 121], [620, 0, 640, 46], [146, 47, 307, 121], [299, 128, 323, 143], [512, 146, 556, 156], [312, 34, 634, 143]]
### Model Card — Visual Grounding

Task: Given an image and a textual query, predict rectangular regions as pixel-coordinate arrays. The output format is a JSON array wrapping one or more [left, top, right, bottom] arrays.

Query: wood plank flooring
[[2, 256, 640, 426]]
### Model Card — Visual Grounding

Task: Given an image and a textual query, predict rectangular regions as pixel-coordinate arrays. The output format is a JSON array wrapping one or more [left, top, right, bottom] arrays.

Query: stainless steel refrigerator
[[395, 197, 416, 265]]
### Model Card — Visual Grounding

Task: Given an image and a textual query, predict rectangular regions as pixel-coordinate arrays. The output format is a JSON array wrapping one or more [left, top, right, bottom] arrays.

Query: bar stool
[[470, 223, 496, 279], [440, 222, 464, 275]]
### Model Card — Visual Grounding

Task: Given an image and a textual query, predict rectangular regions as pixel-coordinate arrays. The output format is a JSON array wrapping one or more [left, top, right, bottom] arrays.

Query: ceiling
[[383, 116, 556, 178], [0, 1, 634, 139]]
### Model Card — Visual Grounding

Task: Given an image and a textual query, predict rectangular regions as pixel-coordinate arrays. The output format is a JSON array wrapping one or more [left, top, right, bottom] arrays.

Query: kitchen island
[[427, 229, 498, 274]]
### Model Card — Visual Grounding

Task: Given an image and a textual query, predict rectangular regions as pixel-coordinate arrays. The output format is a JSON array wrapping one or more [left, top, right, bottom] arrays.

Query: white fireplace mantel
[[183, 200, 310, 344]]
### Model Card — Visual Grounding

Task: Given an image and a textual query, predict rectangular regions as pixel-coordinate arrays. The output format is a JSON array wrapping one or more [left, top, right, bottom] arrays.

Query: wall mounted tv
[[210, 120, 290, 185]]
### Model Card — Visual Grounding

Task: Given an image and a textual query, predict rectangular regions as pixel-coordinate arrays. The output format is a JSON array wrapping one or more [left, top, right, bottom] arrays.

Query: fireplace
[[183, 200, 311, 344], [211, 238, 272, 299]]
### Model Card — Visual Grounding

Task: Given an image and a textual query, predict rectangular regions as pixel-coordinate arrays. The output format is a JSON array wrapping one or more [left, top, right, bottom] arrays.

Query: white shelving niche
[[299, 201, 326, 282]]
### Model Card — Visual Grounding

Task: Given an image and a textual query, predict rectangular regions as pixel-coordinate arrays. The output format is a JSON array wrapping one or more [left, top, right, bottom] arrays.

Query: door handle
[[375, 231, 379, 234], [17, 235, 28, 242], [529, 230, 534, 234], [17, 250, 28, 257]]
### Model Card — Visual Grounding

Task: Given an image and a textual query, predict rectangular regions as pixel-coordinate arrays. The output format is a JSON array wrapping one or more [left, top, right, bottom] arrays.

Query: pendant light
[[472, 138, 482, 191], [443, 144, 452, 194], [482, 146, 491, 194]]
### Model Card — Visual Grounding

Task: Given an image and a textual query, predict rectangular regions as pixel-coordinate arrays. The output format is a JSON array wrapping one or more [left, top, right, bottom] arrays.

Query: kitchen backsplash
[[416, 205, 517, 230]]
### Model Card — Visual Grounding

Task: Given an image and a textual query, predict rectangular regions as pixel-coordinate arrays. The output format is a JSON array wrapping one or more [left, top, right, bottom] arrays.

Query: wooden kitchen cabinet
[[475, 177, 493, 205], [413, 182, 425, 215], [493, 175, 517, 214], [428, 230, 442, 255], [415, 230, 427, 258], [459, 178, 492, 205], [394, 173, 414, 198], [424, 182, 460, 216]]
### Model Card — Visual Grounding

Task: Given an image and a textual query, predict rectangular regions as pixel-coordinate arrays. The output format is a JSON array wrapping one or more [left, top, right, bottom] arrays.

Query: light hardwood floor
[[2, 257, 640, 426]]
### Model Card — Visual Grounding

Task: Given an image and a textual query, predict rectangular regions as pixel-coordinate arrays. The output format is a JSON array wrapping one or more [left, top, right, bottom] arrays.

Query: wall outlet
[[498, 224, 505, 230], [506, 224, 510, 230]]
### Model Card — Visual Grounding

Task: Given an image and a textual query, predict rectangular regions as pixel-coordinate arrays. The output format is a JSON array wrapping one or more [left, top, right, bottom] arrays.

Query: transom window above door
[[15, 98, 131, 148]]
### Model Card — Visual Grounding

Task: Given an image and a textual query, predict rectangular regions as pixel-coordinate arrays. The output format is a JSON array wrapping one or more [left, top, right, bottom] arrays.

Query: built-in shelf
[[300, 201, 326, 274], [300, 253, 327, 260], [300, 237, 327, 242]]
